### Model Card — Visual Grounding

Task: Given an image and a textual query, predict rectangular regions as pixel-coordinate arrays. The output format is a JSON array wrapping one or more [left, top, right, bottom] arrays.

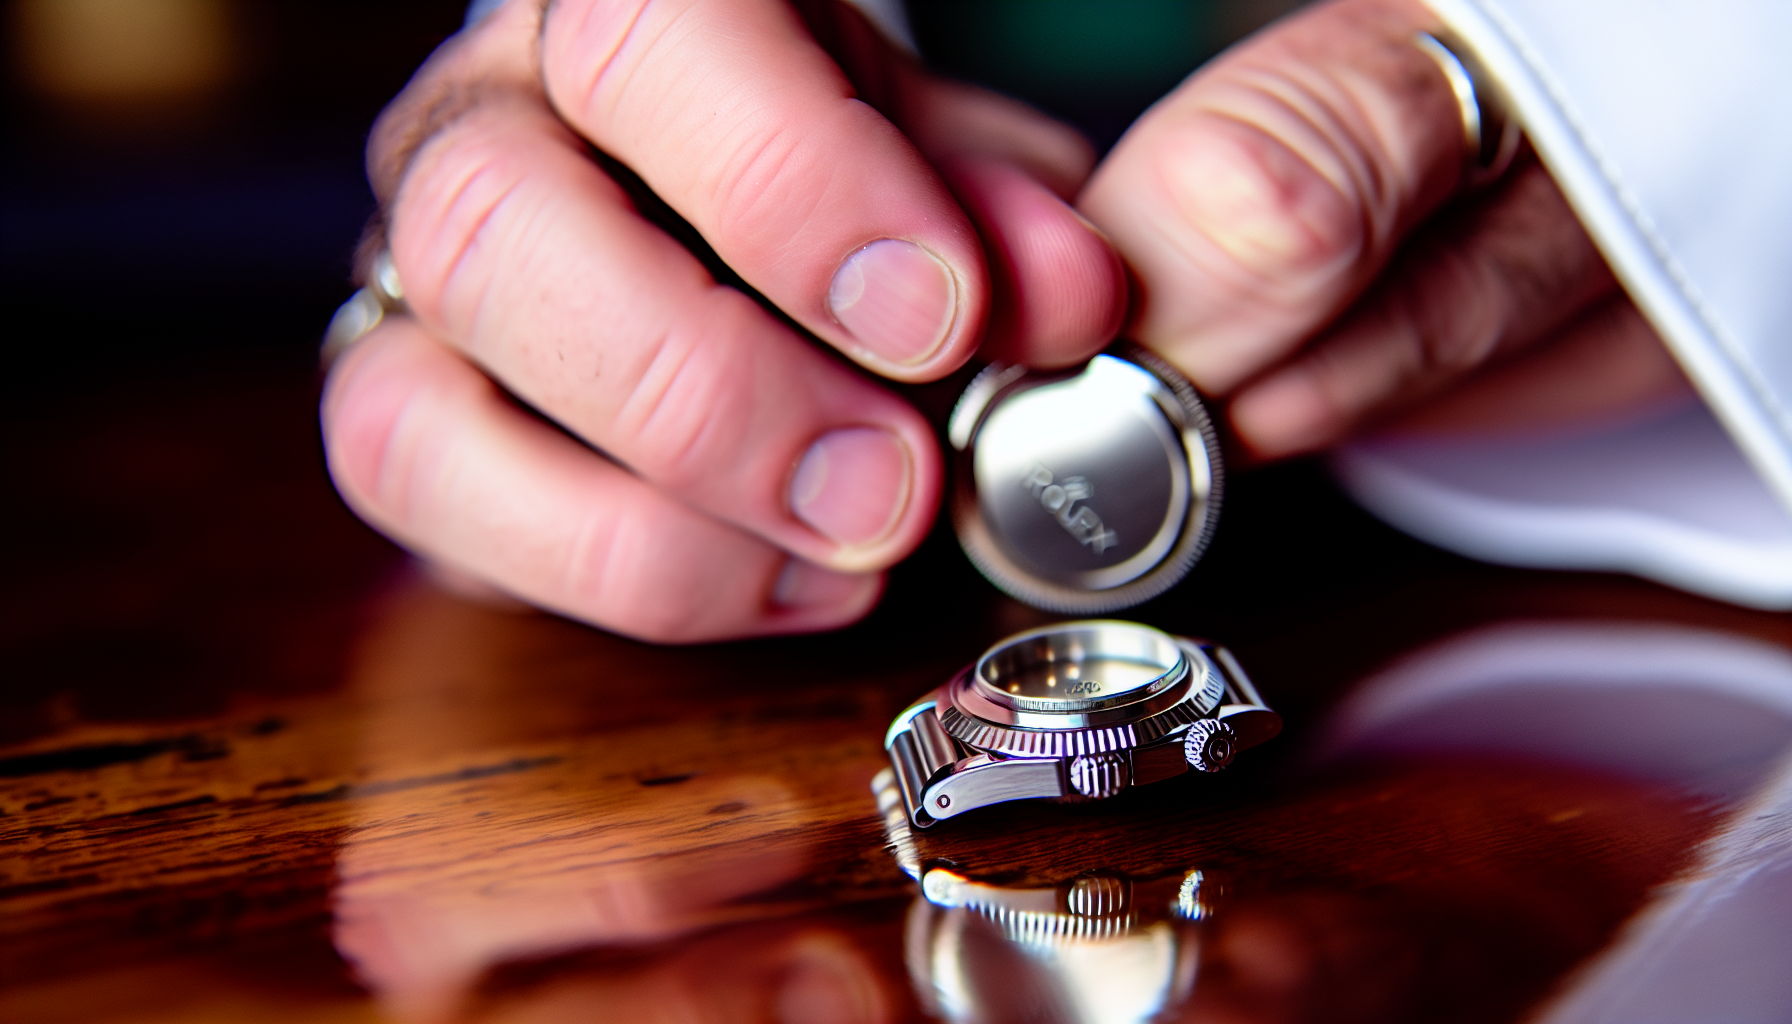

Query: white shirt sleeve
[[1425, 0, 1792, 514]]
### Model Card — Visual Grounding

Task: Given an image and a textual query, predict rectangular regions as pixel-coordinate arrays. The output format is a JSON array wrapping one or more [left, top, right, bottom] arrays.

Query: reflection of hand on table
[[332, 770, 817, 1021], [321, 0, 1124, 643], [455, 922, 894, 1024], [325, 577, 910, 1022]]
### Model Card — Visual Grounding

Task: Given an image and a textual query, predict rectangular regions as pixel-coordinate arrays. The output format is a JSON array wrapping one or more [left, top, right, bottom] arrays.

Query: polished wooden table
[[4, 367, 1788, 1023]]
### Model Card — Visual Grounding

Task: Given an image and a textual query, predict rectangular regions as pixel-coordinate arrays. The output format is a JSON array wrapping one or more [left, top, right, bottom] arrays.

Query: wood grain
[[3, 369, 1787, 1024]]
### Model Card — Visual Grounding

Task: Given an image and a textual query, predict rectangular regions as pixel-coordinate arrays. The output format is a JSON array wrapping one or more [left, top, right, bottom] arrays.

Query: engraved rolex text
[[1024, 464, 1119, 555]]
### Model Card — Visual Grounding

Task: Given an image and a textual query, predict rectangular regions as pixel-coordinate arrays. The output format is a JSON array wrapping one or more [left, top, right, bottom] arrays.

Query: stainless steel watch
[[884, 620, 1281, 828]]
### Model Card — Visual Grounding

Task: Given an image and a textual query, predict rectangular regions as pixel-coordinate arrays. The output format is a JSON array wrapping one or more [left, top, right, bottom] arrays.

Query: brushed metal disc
[[950, 344, 1223, 613]]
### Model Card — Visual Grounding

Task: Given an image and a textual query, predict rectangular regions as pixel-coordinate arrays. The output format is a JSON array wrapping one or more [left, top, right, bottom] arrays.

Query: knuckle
[[366, 53, 468, 204], [546, 0, 854, 249], [390, 104, 608, 336], [1483, 169, 1612, 304], [1397, 246, 1504, 374], [370, 0, 546, 202], [566, 504, 769, 643], [610, 288, 767, 488], [387, 111, 539, 325], [542, 0, 660, 131], [705, 116, 828, 244], [1163, 115, 1363, 283]]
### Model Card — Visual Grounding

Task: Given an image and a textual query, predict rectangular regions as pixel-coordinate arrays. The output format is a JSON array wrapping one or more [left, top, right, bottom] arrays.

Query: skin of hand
[[320, 0, 1126, 642], [1079, 0, 1695, 461]]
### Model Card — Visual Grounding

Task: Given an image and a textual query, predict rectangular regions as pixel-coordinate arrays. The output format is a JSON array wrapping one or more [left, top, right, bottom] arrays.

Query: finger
[[893, 75, 1098, 201], [321, 319, 882, 643], [1374, 297, 1696, 439], [540, 0, 989, 381], [389, 98, 941, 573], [934, 155, 1127, 367], [1078, 0, 1471, 393], [365, 0, 543, 208], [891, 73, 1126, 367], [1229, 159, 1618, 457]]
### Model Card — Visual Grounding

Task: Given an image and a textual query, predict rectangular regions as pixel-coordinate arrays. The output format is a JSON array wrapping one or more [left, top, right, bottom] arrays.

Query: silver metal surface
[[974, 620, 1187, 713], [950, 344, 1223, 613], [321, 249, 409, 366], [1181, 718, 1238, 773], [1414, 30, 1522, 186], [870, 768, 1224, 1024], [937, 671, 1217, 755], [882, 620, 1280, 828], [903, 864, 1214, 1023], [924, 755, 1063, 823], [1068, 752, 1130, 798]]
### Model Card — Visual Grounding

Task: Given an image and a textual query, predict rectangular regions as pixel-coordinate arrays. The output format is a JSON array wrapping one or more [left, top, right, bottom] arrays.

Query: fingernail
[[828, 239, 958, 366], [773, 558, 876, 610], [789, 427, 911, 547]]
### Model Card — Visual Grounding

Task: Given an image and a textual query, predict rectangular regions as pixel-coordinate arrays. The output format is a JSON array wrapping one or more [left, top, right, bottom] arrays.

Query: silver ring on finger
[[322, 248, 408, 366], [1414, 29, 1523, 189]]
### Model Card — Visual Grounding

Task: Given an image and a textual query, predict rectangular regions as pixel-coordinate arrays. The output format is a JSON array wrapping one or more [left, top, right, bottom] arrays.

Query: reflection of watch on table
[[905, 863, 1217, 1024], [869, 766, 1224, 1024], [884, 620, 1281, 829]]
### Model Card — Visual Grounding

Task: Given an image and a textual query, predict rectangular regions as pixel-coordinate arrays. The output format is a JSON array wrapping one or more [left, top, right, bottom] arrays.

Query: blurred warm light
[[13, 0, 234, 103]]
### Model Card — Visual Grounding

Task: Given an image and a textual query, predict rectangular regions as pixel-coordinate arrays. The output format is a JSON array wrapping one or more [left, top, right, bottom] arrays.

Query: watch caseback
[[949, 344, 1224, 613]]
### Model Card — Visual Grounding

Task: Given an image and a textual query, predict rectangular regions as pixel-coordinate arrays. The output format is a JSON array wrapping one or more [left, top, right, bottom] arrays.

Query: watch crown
[[1068, 752, 1131, 798], [1183, 718, 1238, 773]]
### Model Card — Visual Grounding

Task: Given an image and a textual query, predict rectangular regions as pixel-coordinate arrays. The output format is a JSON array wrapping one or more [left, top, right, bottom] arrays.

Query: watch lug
[[1204, 644, 1282, 750], [1217, 704, 1282, 749], [919, 755, 1064, 826]]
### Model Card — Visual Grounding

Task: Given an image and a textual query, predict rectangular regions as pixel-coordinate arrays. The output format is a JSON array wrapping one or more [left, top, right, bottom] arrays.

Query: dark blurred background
[[910, 0, 1302, 149], [2, 0, 1303, 388], [4, 1, 465, 736], [4, 0, 465, 388]]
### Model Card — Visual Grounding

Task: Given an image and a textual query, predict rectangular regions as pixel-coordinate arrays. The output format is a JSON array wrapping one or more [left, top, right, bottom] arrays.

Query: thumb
[[1079, 0, 1469, 394]]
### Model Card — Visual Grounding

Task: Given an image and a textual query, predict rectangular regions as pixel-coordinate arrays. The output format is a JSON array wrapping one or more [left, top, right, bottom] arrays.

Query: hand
[[1079, 0, 1693, 458], [321, 0, 1124, 641]]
